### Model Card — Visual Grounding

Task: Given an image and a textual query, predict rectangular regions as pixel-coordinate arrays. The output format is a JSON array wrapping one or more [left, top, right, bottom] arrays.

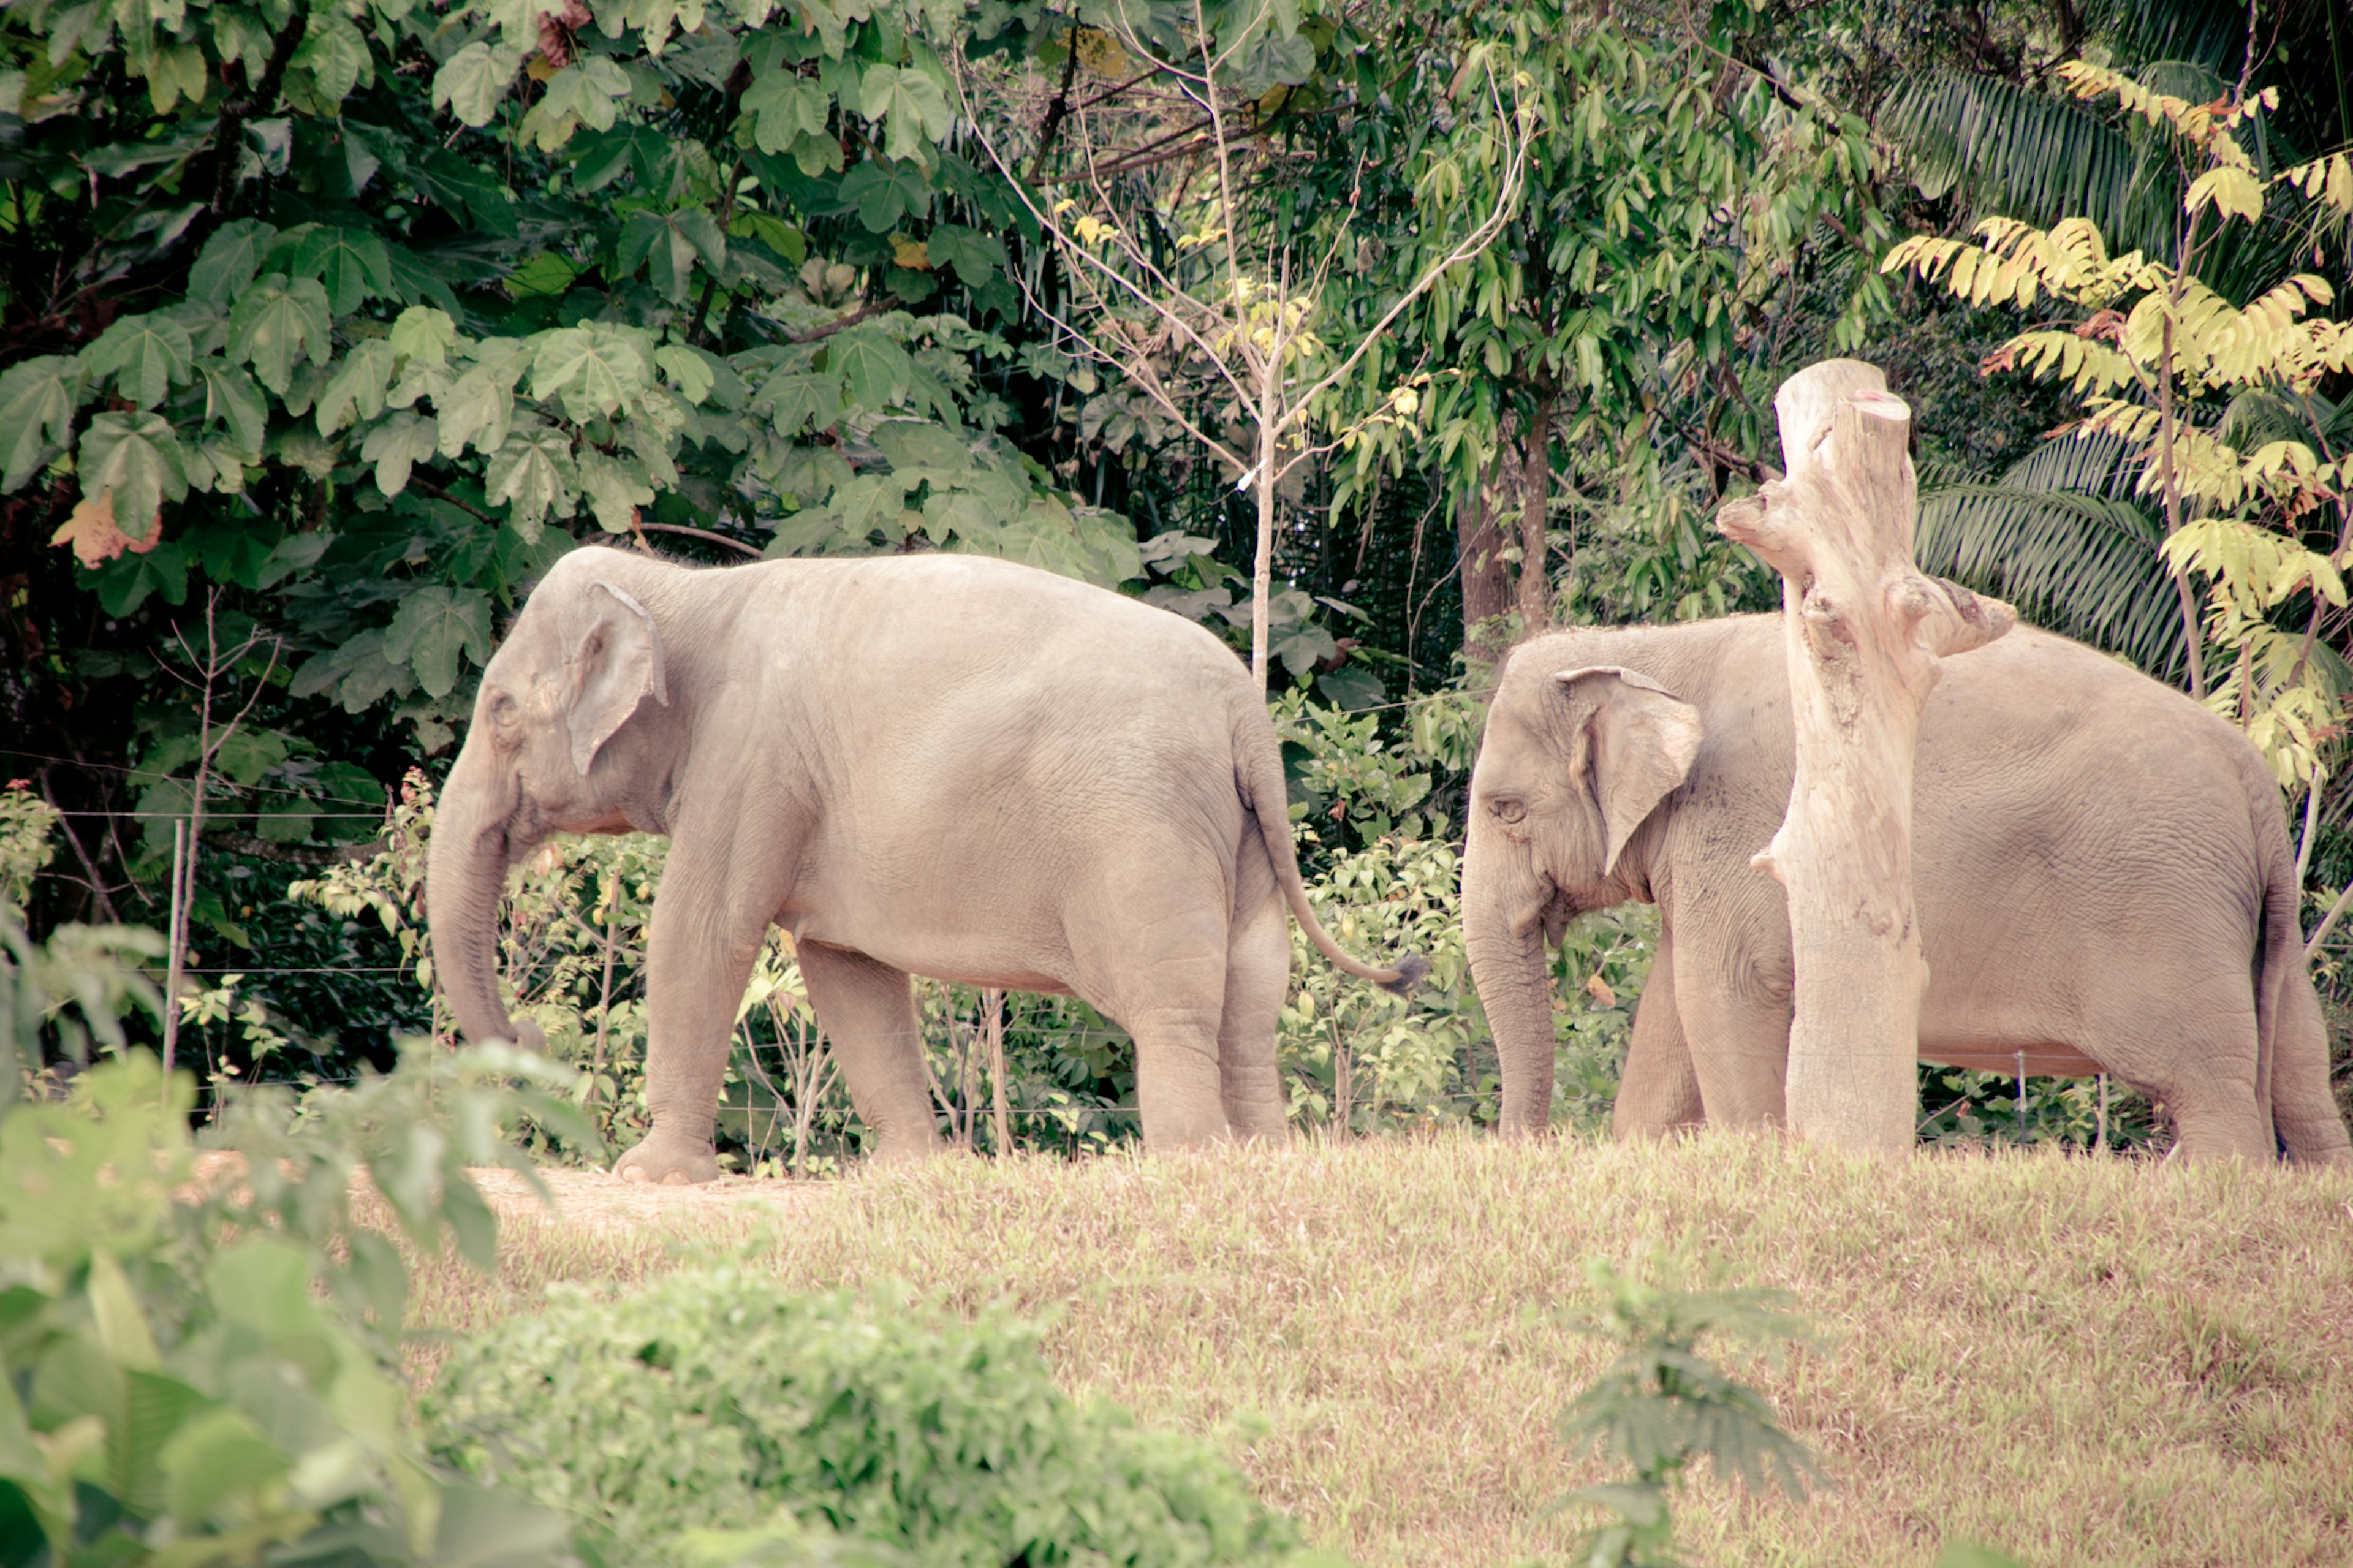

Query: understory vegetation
[[410, 1134, 2353, 1568]]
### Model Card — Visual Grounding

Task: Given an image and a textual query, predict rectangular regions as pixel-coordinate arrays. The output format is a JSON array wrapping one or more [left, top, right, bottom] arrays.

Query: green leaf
[[761, 369, 841, 433], [227, 275, 335, 395], [0, 355, 83, 490], [433, 349, 527, 458], [837, 159, 930, 232], [289, 227, 394, 316], [390, 305, 460, 367], [577, 447, 654, 533], [828, 327, 912, 411], [384, 586, 494, 699], [654, 344, 714, 405], [521, 57, 632, 151], [925, 224, 1006, 284], [81, 314, 194, 409], [197, 363, 268, 455], [316, 338, 399, 436], [159, 1406, 290, 1524], [433, 41, 521, 127], [530, 325, 653, 423], [188, 220, 280, 306], [77, 412, 191, 537], [361, 412, 439, 498], [291, 12, 371, 104], [484, 420, 578, 539], [861, 65, 950, 164], [742, 70, 830, 155]]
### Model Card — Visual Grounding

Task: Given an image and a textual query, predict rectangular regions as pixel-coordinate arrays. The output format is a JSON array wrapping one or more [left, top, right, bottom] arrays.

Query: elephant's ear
[[568, 581, 668, 776], [1555, 667, 1702, 875]]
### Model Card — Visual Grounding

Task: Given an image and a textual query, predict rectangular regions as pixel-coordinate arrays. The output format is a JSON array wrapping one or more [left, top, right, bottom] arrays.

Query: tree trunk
[[1714, 359, 2013, 1155], [1457, 447, 1516, 676], [1517, 392, 1553, 633]]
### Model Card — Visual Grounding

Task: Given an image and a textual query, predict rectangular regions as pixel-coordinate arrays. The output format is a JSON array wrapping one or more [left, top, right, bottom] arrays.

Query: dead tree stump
[[1715, 359, 2015, 1154]]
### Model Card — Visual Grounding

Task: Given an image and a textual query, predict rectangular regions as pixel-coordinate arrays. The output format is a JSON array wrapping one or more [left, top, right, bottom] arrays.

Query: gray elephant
[[426, 545, 1425, 1183], [1463, 614, 2353, 1163]]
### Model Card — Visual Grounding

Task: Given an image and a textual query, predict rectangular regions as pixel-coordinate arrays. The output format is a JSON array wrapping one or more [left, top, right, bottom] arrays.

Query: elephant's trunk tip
[[1378, 953, 1432, 997]]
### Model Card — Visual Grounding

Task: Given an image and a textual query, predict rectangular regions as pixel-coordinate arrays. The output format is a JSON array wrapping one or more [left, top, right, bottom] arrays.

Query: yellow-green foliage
[[411, 1137, 2353, 1568], [1883, 64, 2353, 790]]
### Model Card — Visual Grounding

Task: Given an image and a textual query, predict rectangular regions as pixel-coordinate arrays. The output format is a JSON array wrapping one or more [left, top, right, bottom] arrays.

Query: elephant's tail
[[1233, 700, 1430, 996]]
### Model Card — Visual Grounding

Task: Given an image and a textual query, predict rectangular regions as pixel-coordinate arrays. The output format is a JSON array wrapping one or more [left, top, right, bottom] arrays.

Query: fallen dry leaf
[[50, 491, 162, 569]]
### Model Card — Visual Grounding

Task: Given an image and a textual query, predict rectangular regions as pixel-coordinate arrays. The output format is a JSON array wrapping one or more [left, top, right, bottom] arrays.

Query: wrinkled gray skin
[[1463, 615, 2353, 1163], [427, 546, 1424, 1183]]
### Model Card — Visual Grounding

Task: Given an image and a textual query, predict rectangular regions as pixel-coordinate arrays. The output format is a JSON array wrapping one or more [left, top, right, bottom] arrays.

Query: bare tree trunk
[[984, 987, 1009, 1155], [1517, 392, 1554, 633], [1715, 359, 2014, 1154], [1457, 448, 1517, 676]]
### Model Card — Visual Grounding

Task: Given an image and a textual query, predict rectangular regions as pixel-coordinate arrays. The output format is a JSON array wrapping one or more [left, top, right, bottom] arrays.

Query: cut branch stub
[[1714, 358, 2015, 1155]]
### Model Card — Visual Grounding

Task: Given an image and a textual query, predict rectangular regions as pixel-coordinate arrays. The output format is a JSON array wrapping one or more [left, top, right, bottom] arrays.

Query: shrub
[[425, 1271, 1338, 1568]]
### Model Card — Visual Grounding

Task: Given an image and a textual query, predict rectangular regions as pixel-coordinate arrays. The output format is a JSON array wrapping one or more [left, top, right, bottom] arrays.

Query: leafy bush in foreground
[[425, 1271, 1335, 1568]]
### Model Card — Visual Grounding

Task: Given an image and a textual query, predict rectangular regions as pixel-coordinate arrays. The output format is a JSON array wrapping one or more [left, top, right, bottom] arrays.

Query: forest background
[[1, 0, 2348, 1167]]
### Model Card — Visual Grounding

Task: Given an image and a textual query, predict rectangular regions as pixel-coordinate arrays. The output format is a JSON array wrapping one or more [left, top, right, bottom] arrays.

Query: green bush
[[425, 1271, 1337, 1568]]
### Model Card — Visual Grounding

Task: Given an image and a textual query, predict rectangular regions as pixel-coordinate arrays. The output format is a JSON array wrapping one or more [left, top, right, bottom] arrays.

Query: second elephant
[[1463, 614, 2352, 1162]]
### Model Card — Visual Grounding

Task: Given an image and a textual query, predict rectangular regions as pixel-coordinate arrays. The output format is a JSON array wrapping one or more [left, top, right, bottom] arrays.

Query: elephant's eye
[[487, 689, 521, 729], [1488, 797, 1526, 825]]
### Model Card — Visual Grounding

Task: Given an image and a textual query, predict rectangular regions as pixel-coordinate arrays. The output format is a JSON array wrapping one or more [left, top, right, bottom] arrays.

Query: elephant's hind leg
[[1067, 888, 1233, 1151], [798, 942, 943, 1164], [1215, 887, 1292, 1143], [2273, 977, 2352, 1164]]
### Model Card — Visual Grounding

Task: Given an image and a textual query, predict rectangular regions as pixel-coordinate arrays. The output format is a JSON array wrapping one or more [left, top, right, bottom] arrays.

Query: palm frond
[[1917, 432, 2189, 680], [1882, 70, 2178, 258]]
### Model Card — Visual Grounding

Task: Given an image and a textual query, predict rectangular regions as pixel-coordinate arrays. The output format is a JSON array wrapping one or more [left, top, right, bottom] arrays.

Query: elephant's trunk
[[1464, 829, 1556, 1137], [425, 744, 544, 1053]]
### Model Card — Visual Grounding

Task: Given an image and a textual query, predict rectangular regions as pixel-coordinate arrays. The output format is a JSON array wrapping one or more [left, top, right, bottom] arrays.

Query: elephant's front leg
[[615, 858, 768, 1184], [796, 942, 944, 1164], [1671, 927, 1793, 1129], [1612, 938, 1704, 1137]]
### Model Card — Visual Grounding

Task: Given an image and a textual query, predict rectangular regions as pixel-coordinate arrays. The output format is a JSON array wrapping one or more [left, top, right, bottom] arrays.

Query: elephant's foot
[[613, 1132, 721, 1186]]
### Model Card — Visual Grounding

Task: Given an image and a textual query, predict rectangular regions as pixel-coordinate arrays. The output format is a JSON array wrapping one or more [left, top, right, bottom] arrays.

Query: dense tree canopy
[[1, 0, 2347, 1145]]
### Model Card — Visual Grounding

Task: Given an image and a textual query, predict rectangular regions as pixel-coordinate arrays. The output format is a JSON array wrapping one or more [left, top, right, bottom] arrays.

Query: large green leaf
[[290, 12, 371, 104], [860, 65, 950, 164], [81, 314, 194, 410], [315, 338, 398, 436], [828, 328, 911, 411], [836, 158, 931, 232], [742, 70, 830, 155], [484, 420, 578, 539], [618, 208, 727, 302], [521, 57, 632, 151], [433, 41, 521, 127], [577, 447, 654, 533], [288, 227, 393, 316], [384, 586, 494, 699], [389, 305, 460, 368], [530, 326, 653, 423], [0, 355, 83, 490], [77, 412, 191, 538], [186, 220, 281, 306], [360, 412, 439, 498], [196, 363, 268, 456], [226, 275, 335, 395]]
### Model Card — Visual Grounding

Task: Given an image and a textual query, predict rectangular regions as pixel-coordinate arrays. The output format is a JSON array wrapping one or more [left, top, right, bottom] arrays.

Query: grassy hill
[[411, 1135, 2353, 1567]]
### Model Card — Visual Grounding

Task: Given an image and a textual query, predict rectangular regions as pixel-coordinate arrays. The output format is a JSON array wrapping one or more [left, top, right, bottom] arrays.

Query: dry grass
[[407, 1135, 2353, 1568]]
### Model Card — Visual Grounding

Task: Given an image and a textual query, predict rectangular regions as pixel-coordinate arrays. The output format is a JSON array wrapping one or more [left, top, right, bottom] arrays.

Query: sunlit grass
[[408, 1135, 2353, 1567]]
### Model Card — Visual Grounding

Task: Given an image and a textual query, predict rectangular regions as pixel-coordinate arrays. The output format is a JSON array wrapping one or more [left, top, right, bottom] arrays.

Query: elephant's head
[[425, 553, 672, 1054], [1463, 661, 1702, 1134]]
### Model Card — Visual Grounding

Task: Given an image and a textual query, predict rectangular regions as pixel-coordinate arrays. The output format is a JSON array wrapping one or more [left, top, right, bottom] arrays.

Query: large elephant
[[1463, 614, 2352, 1163], [426, 545, 1424, 1183]]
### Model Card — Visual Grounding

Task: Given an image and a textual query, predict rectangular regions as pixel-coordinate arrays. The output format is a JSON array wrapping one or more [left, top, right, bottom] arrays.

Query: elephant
[[1462, 613, 2353, 1164], [425, 544, 1425, 1183]]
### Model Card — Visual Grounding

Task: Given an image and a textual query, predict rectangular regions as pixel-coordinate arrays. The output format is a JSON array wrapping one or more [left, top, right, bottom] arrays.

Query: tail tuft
[[1379, 953, 1432, 997]]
